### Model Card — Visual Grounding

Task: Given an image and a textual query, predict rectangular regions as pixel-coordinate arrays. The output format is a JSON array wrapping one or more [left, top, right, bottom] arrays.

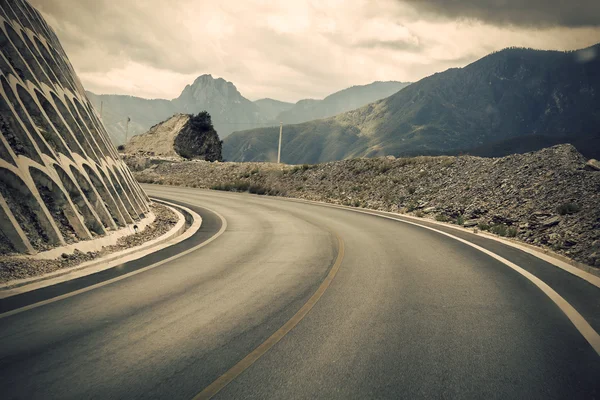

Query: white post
[[125, 116, 130, 144], [277, 122, 283, 164]]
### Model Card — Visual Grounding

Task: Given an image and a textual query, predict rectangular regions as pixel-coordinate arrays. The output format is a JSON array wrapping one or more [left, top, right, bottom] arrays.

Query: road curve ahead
[[1, 186, 599, 399]]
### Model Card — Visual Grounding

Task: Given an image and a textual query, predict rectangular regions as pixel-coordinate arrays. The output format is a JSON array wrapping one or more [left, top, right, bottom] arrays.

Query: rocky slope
[[224, 44, 600, 163], [127, 144, 600, 268], [126, 112, 222, 161]]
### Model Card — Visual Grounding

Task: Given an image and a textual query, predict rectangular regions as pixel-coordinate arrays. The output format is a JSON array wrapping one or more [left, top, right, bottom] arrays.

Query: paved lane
[[1, 186, 598, 399]]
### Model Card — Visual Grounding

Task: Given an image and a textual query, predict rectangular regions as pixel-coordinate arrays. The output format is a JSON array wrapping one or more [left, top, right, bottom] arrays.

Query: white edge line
[[0, 202, 186, 294], [149, 188, 600, 356], [0, 204, 227, 320], [311, 202, 600, 356], [253, 193, 600, 288]]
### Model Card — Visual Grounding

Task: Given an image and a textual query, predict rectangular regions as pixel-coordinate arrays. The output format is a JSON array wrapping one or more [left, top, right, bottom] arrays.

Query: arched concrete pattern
[[22, 30, 59, 91], [112, 165, 145, 217], [117, 163, 149, 214], [50, 91, 101, 163], [1, 74, 54, 159], [72, 97, 114, 159], [12, 0, 37, 38], [95, 158, 144, 219], [0, 163, 64, 250], [31, 34, 62, 86], [0, 127, 17, 166], [67, 96, 109, 159], [55, 152, 118, 231], [120, 166, 150, 213], [52, 163, 110, 234], [0, 19, 36, 84], [5, 21, 51, 88], [0, 0, 149, 255], [34, 85, 92, 160], [0, 78, 45, 163], [28, 165, 91, 242], [31, 86, 85, 158], [13, 82, 74, 160], [0, 192, 34, 253], [80, 163, 130, 227], [100, 156, 148, 214], [81, 97, 119, 160], [104, 167, 138, 220]]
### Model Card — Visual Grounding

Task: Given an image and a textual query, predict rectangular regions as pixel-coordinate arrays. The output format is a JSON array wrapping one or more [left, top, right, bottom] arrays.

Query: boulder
[[126, 112, 223, 161], [541, 216, 561, 228], [585, 159, 600, 171], [463, 219, 479, 228]]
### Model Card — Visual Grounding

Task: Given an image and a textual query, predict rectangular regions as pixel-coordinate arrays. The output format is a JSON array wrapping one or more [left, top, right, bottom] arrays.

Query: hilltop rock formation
[[126, 113, 222, 161]]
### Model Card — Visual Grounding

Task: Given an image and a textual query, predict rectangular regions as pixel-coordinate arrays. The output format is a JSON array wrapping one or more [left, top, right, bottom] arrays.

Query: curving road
[[1, 185, 599, 399]]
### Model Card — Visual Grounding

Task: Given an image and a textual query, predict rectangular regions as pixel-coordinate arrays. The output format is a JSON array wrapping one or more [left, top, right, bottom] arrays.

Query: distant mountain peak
[[175, 74, 247, 109]]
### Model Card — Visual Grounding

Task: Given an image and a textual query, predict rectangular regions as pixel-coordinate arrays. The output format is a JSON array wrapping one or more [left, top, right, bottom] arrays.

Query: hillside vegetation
[[224, 44, 600, 163]]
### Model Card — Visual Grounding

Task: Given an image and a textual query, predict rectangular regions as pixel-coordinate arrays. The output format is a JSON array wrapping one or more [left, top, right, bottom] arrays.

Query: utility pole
[[125, 116, 130, 144], [277, 122, 283, 164], [100, 101, 103, 122]]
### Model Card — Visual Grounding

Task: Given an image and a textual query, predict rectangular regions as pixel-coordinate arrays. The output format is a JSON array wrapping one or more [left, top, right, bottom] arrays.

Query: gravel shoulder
[[0, 203, 178, 283], [126, 144, 600, 269]]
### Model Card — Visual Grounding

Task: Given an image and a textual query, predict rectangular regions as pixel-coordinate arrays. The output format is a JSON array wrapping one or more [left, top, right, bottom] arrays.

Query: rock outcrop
[[126, 113, 222, 161], [127, 144, 600, 268], [0, 0, 150, 255]]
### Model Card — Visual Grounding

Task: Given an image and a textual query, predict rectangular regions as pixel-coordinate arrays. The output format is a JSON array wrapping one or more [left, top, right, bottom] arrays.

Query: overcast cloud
[[29, 0, 600, 102]]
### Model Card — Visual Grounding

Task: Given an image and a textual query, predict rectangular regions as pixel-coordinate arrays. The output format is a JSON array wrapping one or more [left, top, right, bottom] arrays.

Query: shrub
[[456, 215, 464, 225], [478, 222, 490, 231], [117, 144, 125, 151], [378, 163, 392, 173], [211, 181, 249, 192], [490, 223, 508, 237], [406, 201, 418, 212], [507, 227, 518, 237], [249, 184, 267, 195], [415, 211, 424, 218], [407, 186, 416, 195], [435, 214, 450, 222], [556, 203, 580, 215]]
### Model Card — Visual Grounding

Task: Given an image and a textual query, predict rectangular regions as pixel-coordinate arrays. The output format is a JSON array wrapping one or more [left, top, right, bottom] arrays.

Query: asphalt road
[[1, 186, 599, 399]]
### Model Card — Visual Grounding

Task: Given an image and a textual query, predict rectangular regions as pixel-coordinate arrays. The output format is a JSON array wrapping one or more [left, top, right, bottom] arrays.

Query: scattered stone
[[463, 219, 479, 228], [126, 144, 599, 268], [541, 216, 561, 228]]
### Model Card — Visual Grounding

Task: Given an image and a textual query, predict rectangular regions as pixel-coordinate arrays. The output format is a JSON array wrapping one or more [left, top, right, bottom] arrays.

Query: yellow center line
[[193, 233, 345, 400]]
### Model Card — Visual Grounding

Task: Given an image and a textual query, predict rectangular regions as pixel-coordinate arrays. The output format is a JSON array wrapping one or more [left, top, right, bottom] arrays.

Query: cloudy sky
[[30, 0, 600, 102]]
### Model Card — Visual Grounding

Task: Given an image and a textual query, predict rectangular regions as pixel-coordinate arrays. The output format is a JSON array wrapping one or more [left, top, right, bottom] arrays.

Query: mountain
[[223, 44, 600, 163], [86, 92, 175, 145], [87, 74, 266, 145], [172, 74, 265, 134], [277, 81, 411, 124], [88, 78, 410, 146], [254, 98, 294, 120]]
